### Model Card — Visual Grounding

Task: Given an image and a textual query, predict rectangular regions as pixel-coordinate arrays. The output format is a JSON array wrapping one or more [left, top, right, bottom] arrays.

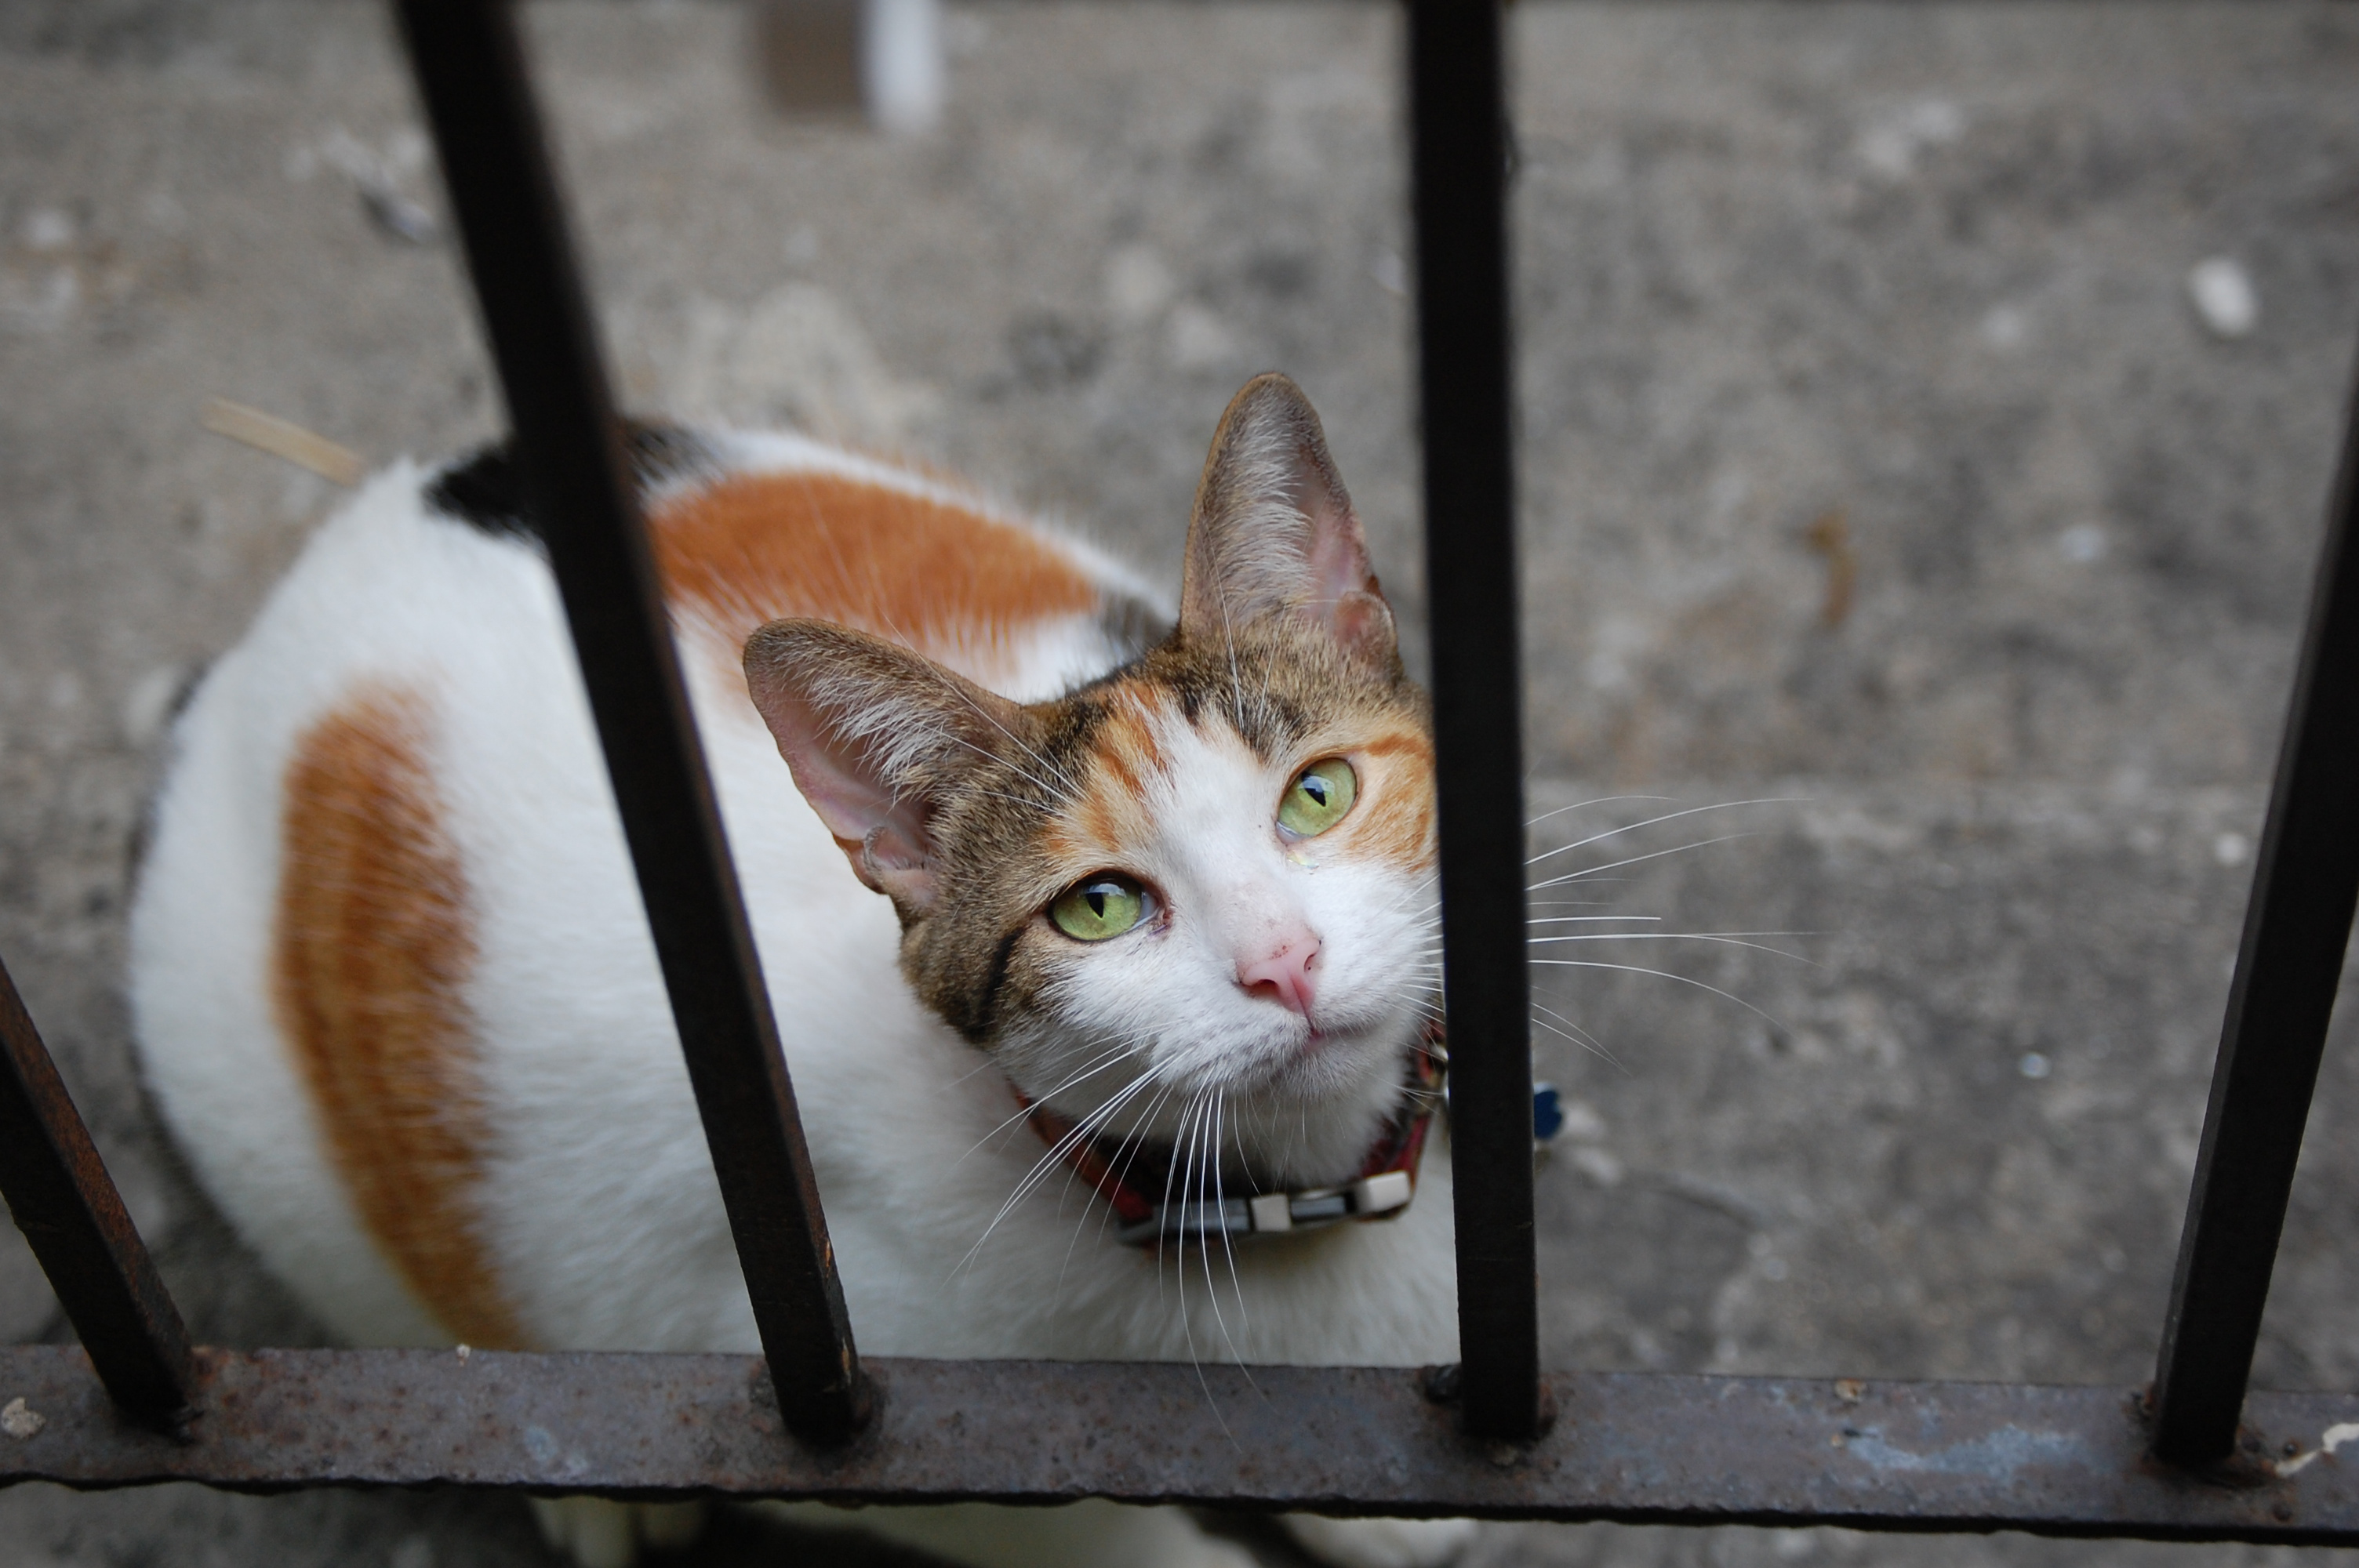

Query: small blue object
[[1532, 1082, 1564, 1144]]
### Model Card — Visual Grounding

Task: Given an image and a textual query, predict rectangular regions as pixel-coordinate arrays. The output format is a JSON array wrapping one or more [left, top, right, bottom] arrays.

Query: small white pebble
[[22, 207, 75, 252], [383, 125, 430, 176], [2214, 831, 2251, 867], [1165, 303, 1236, 370], [1978, 303, 2029, 350], [1857, 98, 1965, 180], [2188, 257, 2258, 339], [1554, 1098, 1608, 1142], [2, 1396, 45, 1439], [2058, 523, 2107, 564], [1568, 1145, 1623, 1187], [1103, 245, 1175, 325], [2018, 1052, 2052, 1080], [454, 1343, 471, 1361]]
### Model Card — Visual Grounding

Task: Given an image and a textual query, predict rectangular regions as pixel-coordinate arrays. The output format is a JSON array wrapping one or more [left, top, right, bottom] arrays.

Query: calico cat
[[129, 374, 1475, 1568]]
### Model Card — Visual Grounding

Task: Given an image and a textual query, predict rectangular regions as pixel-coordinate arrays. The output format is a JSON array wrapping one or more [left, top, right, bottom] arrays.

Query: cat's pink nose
[[1238, 938, 1319, 1016]]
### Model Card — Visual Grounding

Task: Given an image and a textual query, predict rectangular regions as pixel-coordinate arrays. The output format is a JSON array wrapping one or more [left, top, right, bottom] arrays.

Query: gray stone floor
[[5, 1, 2359, 1563]]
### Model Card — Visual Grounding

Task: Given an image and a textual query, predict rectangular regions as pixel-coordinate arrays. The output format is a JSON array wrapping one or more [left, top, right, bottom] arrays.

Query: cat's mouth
[[1251, 1012, 1401, 1093]]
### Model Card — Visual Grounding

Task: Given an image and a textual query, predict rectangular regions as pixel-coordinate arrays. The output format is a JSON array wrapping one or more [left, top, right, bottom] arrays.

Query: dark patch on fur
[[125, 659, 214, 886], [1136, 630, 1325, 763], [424, 421, 714, 539], [968, 925, 1027, 1044], [1096, 593, 1172, 662], [1032, 692, 1114, 795]]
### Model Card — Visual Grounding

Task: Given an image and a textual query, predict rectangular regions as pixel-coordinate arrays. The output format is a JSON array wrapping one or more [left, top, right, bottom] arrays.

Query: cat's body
[[130, 378, 1469, 1568]]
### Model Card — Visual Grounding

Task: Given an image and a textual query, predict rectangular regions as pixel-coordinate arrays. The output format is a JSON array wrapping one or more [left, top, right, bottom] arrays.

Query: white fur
[[1004, 706, 1434, 1190], [129, 438, 1462, 1568]]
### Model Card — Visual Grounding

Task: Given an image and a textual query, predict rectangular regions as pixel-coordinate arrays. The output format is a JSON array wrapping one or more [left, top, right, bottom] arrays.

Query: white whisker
[[1529, 1000, 1627, 1072], [1526, 832, 1760, 893], [1525, 931, 1816, 964], [1523, 796, 1801, 869], [1528, 958, 1784, 1024]]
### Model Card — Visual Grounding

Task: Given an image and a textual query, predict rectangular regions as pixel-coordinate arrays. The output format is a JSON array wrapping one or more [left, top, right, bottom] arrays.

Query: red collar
[[1014, 1023, 1446, 1247]]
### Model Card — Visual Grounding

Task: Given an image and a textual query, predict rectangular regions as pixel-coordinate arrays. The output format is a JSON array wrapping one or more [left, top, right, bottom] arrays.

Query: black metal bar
[[2151, 359, 2359, 1467], [1406, 0, 1540, 1441], [6, 1345, 2357, 1541], [0, 956, 194, 1425], [387, 0, 866, 1443]]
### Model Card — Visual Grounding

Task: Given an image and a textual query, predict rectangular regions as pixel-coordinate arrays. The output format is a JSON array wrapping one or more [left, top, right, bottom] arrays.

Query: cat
[[128, 373, 1478, 1568]]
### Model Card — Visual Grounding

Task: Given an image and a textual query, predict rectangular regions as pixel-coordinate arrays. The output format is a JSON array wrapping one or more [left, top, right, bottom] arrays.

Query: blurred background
[[5, 1, 2359, 1563]]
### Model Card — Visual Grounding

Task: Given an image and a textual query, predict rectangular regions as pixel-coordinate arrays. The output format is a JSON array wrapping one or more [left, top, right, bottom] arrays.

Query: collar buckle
[[1021, 1022, 1446, 1250]]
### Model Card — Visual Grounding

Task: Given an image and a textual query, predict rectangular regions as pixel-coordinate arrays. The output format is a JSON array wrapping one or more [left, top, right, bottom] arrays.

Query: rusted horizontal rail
[[3, 1345, 2355, 1542]]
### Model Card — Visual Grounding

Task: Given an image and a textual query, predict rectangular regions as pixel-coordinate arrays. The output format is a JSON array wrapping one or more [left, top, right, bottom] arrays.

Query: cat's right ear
[[1181, 372, 1397, 670], [743, 619, 1028, 914]]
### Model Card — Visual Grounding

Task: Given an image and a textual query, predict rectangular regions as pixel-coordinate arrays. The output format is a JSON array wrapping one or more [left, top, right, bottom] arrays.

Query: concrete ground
[[5, 0, 2359, 1563]]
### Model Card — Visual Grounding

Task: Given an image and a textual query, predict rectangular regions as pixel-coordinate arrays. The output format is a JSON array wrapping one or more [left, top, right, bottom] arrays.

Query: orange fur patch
[[274, 687, 523, 1349], [651, 470, 1099, 670], [1342, 729, 1438, 870], [1040, 687, 1171, 876], [1299, 718, 1438, 873]]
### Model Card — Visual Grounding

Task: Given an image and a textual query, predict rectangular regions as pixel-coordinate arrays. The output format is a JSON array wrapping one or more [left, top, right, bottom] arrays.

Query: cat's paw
[[1281, 1515, 1479, 1568], [528, 1497, 707, 1567]]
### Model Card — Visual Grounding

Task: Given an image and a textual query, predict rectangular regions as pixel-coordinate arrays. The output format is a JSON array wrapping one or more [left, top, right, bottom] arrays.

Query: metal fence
[[6, 0, 2359, 1543]]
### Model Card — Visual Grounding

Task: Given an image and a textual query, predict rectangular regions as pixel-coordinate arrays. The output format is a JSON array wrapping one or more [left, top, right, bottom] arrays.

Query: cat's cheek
[[1289, 860, 1437, 1028]]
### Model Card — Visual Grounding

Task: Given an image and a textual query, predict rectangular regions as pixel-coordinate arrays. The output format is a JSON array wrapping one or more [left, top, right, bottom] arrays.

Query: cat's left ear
[[1180, 372, 1398, 670]]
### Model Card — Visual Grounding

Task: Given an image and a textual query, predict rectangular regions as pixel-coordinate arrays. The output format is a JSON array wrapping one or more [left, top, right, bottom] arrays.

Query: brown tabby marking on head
[[651, 470, 1100, 677], [892, 626, 1436, 1042], [1048, 684, 1178, 866], [273, 685, 522, 1349]]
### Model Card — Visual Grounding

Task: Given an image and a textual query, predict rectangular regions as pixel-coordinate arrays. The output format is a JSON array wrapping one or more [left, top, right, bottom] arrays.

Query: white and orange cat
[[129, 375, 1474, 1568]]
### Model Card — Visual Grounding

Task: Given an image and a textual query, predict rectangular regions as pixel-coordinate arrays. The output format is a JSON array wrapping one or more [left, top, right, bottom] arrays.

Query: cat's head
[[744, 375, 1435, 1185]]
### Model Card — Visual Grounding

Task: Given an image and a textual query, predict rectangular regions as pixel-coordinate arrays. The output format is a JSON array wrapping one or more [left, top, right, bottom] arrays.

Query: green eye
[[1278, 758, 1358, 837], [1049, 874, 1150, 942]]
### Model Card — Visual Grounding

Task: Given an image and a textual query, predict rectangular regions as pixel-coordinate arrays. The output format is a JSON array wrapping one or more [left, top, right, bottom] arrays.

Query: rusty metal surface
[[0, 958, 192, 1425], [4, 1346, 2357, 1541]]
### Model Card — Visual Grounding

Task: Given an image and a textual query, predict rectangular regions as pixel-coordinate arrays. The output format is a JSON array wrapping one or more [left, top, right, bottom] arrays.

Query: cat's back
[[129, 427, 1161, 1351]]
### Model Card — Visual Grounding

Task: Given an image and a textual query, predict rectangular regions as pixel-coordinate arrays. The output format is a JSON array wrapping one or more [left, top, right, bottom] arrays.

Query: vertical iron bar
[[389, 0, 866, 1441], [2151, 358, 2359, 1466], [1408, 0, 1542, 1439], [0, 953, 194, 1424]]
